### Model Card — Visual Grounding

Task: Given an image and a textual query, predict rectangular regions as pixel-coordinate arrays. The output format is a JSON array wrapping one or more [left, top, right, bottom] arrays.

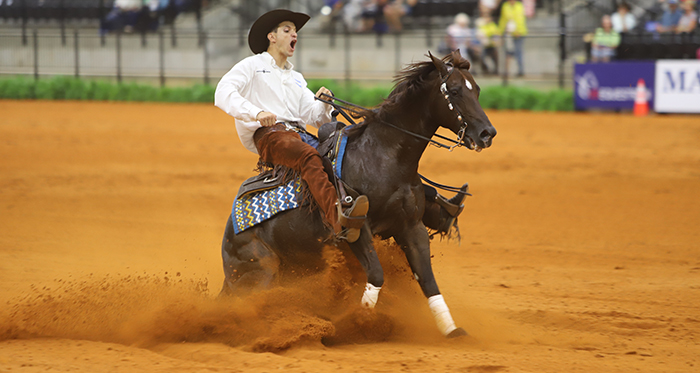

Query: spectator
[[611, 1, 637, 33], [479, 0, 498, 17], [101, 0, 142, 34], [319, 0, 346, 31], [657, 0, 683, 33], [383, 0, 417, 32], [445, 13, 481, 67], [341, 0, 366, 32], [475, 13, 501, 75], [360, 0, 387, 33], [100, 0, 160, 35], [591, 15, 620, 63], [498, 0, 528, 77], [676, 0, 697, 33]]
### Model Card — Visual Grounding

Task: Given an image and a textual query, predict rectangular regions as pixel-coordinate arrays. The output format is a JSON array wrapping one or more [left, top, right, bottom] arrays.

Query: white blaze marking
[[465, 79, 472, 90]]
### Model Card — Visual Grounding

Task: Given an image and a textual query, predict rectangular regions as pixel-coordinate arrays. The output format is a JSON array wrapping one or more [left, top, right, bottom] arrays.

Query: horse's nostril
[[479, 129, 493, 142]]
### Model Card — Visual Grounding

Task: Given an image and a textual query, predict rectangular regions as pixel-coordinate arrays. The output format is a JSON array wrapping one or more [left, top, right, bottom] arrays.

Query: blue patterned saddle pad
[[231, 126, 351, 234], [232, 175, 304, 234]]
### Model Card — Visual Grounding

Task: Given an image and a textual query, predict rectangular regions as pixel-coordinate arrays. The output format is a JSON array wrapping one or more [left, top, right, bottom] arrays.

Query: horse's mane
[[345, 52, 470, 137]]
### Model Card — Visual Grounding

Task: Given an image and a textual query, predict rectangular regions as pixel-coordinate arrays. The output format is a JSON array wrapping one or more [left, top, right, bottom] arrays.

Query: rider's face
[[268, 21, 298, 59]]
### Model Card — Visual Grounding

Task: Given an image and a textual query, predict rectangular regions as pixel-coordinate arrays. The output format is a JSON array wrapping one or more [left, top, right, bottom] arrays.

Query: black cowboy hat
[[248, 9, 310, 54]]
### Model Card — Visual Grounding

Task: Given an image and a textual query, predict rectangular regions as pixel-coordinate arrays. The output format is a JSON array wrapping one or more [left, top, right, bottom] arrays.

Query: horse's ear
[[450, 50, 471, 71], [429, 51, 449, 78]]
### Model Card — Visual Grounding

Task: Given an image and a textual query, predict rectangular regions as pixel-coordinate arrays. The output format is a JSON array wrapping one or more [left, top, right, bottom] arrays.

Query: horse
[[219, 51, 497, 338]]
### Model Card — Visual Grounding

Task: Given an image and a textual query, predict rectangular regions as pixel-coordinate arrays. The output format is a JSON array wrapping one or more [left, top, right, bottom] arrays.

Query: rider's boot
[[337, 195, 369, 243], [254, 127, 369, 243], [422, 184, 468, 235]]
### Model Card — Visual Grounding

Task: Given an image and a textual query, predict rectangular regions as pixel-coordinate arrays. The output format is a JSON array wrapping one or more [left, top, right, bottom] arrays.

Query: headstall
[[316, 66, 473, 152], [438, 65, 473, 152]]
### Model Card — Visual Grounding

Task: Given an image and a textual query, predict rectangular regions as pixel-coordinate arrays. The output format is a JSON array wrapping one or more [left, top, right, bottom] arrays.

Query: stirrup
[[337, 195, 369, 243], [432, 183, 469, 235]]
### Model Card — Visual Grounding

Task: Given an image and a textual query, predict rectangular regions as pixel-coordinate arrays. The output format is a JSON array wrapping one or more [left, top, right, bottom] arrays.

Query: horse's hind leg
[[219, 215, 280, 297], [348, 224, 384, 308]]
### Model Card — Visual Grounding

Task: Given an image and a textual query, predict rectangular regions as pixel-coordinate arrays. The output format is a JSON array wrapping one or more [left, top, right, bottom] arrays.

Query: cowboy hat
[[248, 9, 310, 54]]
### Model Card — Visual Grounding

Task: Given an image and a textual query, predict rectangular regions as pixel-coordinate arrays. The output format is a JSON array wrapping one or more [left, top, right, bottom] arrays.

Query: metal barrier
[[0, 27, 579, 89]]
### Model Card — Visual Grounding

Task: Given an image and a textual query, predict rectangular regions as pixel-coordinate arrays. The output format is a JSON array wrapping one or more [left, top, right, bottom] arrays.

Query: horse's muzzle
[[478, 125, 497, 148]]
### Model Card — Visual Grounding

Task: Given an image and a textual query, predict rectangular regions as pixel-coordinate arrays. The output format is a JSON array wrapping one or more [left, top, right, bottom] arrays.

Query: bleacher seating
[[0, 0, 115, 22], [0, 0, 200, 30], [410, 0, 480, 18], [616, 31, 700, 60]]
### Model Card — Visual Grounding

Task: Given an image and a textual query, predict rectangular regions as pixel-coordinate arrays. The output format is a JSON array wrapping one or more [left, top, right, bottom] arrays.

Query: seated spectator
[[100, 0, 160, 35], [445, 13, 482, 68], [475, 14, 501, 75], [319, 0, 346, 31], [676, 0, 697, 33], [657, 0, 683, 33], [335, 0, 366, 32], [359, 0, 414, 33], [383, 0, 417, 32], [591, 15, 620, 63], [611, 1, 637, 33], [360, 0, 388, 33]]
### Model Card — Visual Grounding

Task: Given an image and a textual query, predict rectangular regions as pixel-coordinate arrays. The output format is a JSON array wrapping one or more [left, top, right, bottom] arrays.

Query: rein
[[315, 93, 468, 151], [314, 93, 471, 196]]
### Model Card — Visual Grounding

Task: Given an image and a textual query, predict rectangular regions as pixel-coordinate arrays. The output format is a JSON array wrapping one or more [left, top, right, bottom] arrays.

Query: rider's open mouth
[[290, 40, 297, 49]]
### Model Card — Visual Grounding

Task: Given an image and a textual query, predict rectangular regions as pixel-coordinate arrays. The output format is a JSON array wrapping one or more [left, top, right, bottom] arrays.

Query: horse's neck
[[363, 103, 439, 172]]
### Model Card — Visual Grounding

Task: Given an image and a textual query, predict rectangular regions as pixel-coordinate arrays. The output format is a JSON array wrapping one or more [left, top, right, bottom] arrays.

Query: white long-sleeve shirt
[[214, 52, 332, 154]]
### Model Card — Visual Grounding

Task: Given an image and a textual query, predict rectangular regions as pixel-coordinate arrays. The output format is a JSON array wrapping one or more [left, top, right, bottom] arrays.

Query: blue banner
[[574, 62, 656, 110]]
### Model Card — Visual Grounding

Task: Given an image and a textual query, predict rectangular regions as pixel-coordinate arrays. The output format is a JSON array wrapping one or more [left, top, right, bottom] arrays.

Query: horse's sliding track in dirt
[[0, 100, 698, 372]]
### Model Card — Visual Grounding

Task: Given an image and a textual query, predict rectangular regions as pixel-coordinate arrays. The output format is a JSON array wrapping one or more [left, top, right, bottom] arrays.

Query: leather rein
[[313, 69, 473, 196], [315, 65, 470, 152]]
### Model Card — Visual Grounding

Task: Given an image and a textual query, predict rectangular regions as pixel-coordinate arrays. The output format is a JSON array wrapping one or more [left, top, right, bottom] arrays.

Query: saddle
[[231, 117, 354, 235], [234, 117, 346, 199], [235, 168, 292, 200]]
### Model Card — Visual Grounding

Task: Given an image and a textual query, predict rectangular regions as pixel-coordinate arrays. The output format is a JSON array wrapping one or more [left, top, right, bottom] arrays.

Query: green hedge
[[0, 76, 573, 111], [478, 85, 573, 112], [0, 76, 215, 103]]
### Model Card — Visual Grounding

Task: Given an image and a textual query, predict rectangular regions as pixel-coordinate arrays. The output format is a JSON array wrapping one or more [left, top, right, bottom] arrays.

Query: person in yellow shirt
[[476, 13, 501, 75], [498, 0, 528, 77]]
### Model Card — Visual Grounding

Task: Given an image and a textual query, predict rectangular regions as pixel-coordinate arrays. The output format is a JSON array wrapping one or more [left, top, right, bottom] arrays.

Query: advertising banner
[[574, 62, 655, 111], [654, 60, 700, 113]]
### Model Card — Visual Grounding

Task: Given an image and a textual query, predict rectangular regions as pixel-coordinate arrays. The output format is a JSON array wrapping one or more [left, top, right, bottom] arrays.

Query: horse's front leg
[[394, 222, 467, 338], [347, 224, 384, 308]]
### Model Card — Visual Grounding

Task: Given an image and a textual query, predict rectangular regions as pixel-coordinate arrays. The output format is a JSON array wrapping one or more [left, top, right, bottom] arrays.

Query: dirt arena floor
[[0, 100, 699, 372]]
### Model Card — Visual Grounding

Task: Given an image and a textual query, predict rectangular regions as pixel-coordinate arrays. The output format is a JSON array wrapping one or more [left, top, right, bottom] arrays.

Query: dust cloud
[[0, 242, 454, 352]]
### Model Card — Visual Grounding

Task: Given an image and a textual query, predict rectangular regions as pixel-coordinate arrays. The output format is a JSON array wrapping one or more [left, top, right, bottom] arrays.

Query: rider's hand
[[315, 87, 333, 100], [256, 111, 277, 127]]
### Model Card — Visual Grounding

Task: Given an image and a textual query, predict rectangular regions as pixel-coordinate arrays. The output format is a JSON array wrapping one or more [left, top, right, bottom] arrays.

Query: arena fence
[[0, 26, 585, 89]]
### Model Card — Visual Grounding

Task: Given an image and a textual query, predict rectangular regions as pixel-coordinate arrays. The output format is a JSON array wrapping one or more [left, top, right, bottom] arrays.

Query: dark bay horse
[[220, 51, 496, 337]]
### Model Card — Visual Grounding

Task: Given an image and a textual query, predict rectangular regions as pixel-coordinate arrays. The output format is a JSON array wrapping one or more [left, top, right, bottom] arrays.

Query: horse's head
[[429, 51, 496, 151]]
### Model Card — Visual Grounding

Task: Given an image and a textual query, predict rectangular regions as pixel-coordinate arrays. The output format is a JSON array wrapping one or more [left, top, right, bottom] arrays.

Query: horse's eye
[[450, 88, 460, 96]]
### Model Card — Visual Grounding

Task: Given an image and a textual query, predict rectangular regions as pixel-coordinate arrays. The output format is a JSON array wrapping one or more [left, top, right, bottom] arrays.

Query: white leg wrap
[[361, 283, 381, 308], [428, 294, 457, 336]]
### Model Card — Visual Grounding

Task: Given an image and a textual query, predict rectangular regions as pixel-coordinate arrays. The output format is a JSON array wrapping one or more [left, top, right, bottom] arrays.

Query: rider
[[214, 9, 369, 243]]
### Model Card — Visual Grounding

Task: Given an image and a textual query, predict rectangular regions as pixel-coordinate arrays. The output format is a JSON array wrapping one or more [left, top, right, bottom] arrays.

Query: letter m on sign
[[664, 70, 685, 92]]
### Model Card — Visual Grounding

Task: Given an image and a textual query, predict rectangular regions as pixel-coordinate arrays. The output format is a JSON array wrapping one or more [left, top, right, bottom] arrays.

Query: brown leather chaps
[[254, 125, 339, 231]]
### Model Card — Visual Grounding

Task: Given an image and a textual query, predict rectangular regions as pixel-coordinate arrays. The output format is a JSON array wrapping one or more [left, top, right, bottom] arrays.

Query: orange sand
[[0, 100, 698, 372]]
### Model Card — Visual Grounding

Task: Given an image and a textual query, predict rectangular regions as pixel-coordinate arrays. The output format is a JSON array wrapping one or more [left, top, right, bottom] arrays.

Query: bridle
[[314, 69, 475, 195], [437, 65, 471, 152], [315, 65, 473, 152]]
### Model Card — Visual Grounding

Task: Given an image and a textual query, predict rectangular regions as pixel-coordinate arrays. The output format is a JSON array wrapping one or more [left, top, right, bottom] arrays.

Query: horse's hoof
[[447, 327, 468, 338]]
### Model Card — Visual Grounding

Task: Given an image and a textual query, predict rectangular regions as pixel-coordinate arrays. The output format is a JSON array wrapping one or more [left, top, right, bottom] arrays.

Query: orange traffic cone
[[633, 78, 649, 117]]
